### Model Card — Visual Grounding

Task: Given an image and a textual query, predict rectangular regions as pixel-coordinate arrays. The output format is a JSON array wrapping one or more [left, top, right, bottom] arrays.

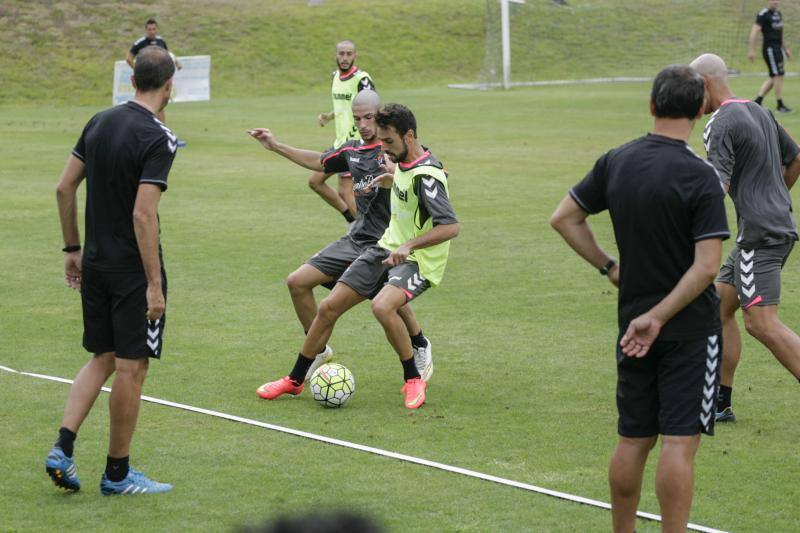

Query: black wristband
[[599, 258, 616, 275], [62, 244, 81, 253], [341, 209, 355, 223]]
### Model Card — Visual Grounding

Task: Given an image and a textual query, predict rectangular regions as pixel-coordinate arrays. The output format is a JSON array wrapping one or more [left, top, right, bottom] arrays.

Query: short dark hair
[[376, 104, 417, 138], [145, 19, 157, 27], [133, 46, 175, 92], [650, 65, 705, 119]]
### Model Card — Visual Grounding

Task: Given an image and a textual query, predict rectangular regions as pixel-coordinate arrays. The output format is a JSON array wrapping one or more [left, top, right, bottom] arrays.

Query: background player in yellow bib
[[311, 40, 375, 224]]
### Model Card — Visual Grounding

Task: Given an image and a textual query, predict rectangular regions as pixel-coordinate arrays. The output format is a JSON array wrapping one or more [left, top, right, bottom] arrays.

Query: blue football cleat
[[715, 406, 737, 423], [100, 468, 172, 495], [45, 447, 80, 491]]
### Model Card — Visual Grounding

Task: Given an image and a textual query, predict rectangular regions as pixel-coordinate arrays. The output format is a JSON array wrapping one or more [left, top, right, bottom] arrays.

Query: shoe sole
[[46, 466, 80, 491], [715, 415, 736, 423]]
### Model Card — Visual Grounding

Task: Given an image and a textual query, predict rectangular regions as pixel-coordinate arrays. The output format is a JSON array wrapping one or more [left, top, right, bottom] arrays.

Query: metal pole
[[501, 0, 511, 90]]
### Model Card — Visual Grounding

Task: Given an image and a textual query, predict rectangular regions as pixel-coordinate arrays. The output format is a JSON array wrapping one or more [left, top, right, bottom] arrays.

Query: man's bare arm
[[133, 184, 165, 320], [247, 128, 324, 172]]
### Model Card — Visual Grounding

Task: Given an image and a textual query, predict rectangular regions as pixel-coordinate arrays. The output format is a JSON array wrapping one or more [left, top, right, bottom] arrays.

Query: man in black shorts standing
[[247, 90, 433, 386], [551, 65, 729, 532], [750, 0, 793, 112], [46, 46, 177, 495], [691, 53, 800, 423]]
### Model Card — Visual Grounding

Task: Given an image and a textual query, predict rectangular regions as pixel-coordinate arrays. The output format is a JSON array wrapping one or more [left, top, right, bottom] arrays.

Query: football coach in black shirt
[[551, 65, 730, 532], [46, 46, 177, 495]]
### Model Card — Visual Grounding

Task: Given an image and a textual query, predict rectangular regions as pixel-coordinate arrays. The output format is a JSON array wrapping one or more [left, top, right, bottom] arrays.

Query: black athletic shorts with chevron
[[338, 246, 430, 300], [81, 266, 167, 359], [616, 333, 721, 438]]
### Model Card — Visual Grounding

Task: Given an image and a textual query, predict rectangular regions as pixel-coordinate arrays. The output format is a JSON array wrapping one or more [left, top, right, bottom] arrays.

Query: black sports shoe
[[777, 105, 793, 113]]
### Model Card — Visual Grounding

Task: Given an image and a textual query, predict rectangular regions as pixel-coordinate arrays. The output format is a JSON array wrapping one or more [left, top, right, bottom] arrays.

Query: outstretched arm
[[247, 128, 324, 172]]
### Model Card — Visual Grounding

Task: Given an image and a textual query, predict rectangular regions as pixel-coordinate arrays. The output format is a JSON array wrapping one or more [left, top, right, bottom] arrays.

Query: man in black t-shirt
[[551, 65, 729, 532], [46, 47, 177, 496], [749, 1, 792, 112], [247, 90, 434, 385], [127, 19, 182, 129]]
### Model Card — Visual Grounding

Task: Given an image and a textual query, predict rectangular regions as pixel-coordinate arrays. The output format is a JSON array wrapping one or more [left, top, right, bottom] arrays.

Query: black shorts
[[616, 333, 721, 438], [306, 236, 366, 290], [764, 46, 785, 77], [338, 246, 430, 300], [81, 266, 167, 359]]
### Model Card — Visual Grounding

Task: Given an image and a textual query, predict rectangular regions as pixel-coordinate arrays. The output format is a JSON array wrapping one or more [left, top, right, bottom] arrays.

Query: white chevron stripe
[[705, 373, 715, 387], [742, 285, 756, 298], [709, 335, 718, 345], [740, 273, 754, 285], [702, 398, 714, 412], [740, 261, 753, 273], [706, 358, 718, 372], [425, 187, 439, 199], [703, 385, 715, 399], [700, 412, 711, 427], [422, 177, 436, 187], [147, 339, 159, 351], [741, 249, 754, 261], [167, 141, 177, 153], [707, 344, 719, 357], [148, 328, 160, 340]]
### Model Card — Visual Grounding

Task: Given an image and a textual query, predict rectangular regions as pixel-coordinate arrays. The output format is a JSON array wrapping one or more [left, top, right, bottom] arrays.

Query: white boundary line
[[2, 364, 727, 533]]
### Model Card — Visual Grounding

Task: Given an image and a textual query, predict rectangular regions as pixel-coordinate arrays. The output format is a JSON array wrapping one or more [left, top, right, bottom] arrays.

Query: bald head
[[690, 53, 728, 85], [353, 89, 380, 111]]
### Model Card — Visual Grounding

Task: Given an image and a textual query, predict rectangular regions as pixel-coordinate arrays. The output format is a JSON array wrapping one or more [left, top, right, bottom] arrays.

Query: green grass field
[[2, 78, 800, 531]]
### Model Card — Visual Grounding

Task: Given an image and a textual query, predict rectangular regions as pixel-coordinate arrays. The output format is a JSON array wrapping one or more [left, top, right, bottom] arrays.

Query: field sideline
[[2, 82, 799, 531]]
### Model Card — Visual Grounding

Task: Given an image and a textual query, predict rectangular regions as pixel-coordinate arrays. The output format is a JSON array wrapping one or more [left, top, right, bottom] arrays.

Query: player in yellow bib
[[311, 40, 375, 223], [253, 104, 459, 410]]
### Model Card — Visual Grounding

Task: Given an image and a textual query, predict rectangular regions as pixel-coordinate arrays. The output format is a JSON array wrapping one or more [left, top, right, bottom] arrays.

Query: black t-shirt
[[321, 140, 390, 244], [72, 101, 177, 272], [756, 8, 784, 48], [130, 35, 169, 56], [570, 134, 730, 341]]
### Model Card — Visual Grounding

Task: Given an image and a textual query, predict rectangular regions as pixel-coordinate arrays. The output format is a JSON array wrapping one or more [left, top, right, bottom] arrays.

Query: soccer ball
[[309, 363, 355, 408]]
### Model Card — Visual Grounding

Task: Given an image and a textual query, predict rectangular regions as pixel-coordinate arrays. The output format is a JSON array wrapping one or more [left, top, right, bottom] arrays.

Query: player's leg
[[756, 77, 774, 101], [373, 261, 431, 407], [608, 435, 656, 533], [61, 352, 117, 434], [654, 335, 720, 530], [100, 270, 171, 495], [397, 303, 433, 382], [743, 305, 800, 377], [655, 435, 701, 533], [309, 170, 354, 220], [46, 267, 115, 491], [287, 263, 335, 332], [257, 247, 387, 400], [337, 174, 357, 218], [611, 339, 659, 532], [715, 250, 741, 420], [257, 282, 365, 400], [738, 243, 800, 377]]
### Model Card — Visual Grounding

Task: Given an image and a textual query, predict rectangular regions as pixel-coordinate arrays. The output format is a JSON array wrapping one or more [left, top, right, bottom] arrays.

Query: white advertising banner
[[112, 55, 211, 105]]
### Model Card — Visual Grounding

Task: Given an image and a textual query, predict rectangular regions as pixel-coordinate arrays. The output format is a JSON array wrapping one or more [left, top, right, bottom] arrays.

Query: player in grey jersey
[[692, 53, 800, 422]]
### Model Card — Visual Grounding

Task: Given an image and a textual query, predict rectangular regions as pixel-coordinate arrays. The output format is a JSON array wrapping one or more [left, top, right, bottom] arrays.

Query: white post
[[501, 0, 511, 90]]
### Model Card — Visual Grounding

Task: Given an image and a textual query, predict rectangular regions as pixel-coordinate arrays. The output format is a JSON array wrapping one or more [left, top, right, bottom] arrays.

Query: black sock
[[410, 330, 427, 349], [778, 99, 785, 108], [718, 385, 733, 411], [55, 427, 76, 458], [105, 455, 130, 482], [341, 208, 355, 223], [289, 353, 315, 384], [755, 96, 764, 105], [402, 357, 420, 381]]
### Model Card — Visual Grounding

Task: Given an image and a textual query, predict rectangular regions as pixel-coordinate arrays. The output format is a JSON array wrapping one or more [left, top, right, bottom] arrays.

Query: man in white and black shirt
[[551, 65, 729, 532]]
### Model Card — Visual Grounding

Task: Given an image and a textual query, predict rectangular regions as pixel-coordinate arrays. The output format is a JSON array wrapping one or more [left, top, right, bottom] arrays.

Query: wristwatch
[[599, 258, 616, 275], [62, 245, 81, 253]]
